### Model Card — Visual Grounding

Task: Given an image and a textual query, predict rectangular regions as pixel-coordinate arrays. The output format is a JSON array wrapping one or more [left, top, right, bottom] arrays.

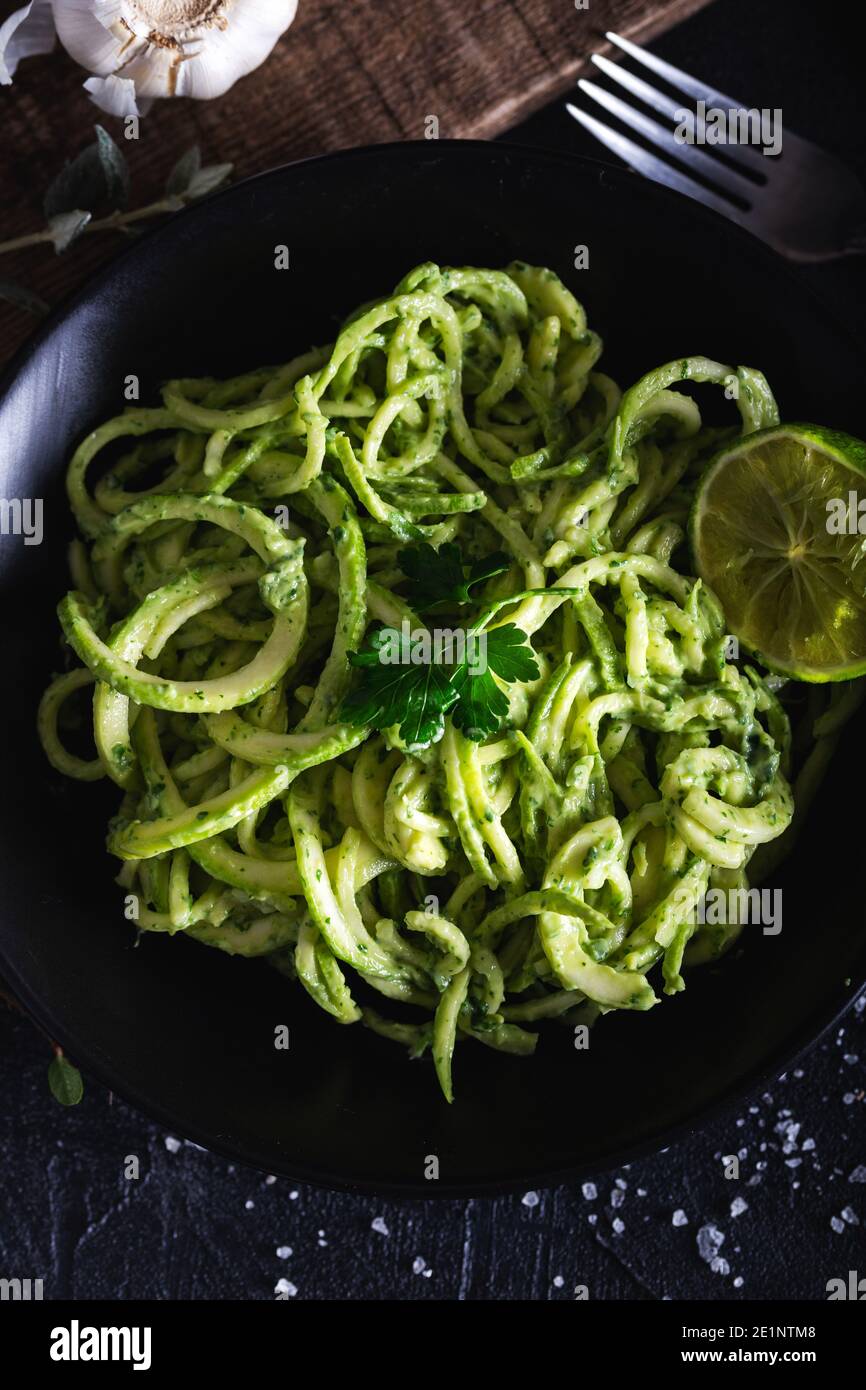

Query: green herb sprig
[[341, 540, 540, 747], [0, 128, 232, 318], [48, 1049, 84, 1107], [342, 620, 539, 746], [397, 542, 510, 612]]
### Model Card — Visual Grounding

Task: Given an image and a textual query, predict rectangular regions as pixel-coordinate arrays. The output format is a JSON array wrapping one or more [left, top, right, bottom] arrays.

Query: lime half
[[690, 423, 866, 682]]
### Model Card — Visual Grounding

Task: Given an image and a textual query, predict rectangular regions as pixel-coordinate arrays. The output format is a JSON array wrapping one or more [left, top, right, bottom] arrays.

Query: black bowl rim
[[1, 138, 865, 1198]]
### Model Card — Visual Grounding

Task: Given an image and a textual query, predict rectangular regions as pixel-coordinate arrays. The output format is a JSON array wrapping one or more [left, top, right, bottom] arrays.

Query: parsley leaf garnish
[[397, 542, 510, 612], [450, 625, 540, 739], [341, 622, 539, 746], [343, 631, 458, 747]]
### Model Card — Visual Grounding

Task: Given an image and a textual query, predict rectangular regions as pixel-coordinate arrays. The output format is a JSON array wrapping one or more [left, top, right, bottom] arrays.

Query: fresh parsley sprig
[[397, 542, 510, 612], [342, 629, 459, 747], [450, 624, 539, 739], [341, 621, 540, 746]]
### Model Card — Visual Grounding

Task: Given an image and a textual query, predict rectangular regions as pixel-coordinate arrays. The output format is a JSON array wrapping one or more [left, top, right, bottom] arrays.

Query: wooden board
[[0, 0, 710, 363]]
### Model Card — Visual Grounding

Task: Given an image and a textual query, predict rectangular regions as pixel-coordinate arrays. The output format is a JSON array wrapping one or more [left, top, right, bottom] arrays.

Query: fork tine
[[590, 54, 767, 177], [577, 79, 756, 202], [604, 30, 749, 113], [565, 102, 749, 225], [591, 53, 683, 122], [603, 31, 799, 163]]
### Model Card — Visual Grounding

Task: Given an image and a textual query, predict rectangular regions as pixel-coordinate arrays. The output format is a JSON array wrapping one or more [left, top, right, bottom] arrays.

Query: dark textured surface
[[2, 0, 866, 1299], [1, 997, 864, 1298]]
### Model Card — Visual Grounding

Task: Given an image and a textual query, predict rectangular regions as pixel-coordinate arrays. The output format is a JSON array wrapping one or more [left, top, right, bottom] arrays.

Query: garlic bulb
[[1, 1, 299, 115], [0, 2, 55, 85]]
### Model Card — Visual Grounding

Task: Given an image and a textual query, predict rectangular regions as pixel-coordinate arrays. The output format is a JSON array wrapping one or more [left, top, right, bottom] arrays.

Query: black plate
[[1, 141, 864, 1196]]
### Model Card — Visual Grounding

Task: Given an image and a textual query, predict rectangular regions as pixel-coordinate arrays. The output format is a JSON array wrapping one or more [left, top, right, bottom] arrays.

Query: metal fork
[[566, 31, 866, 262]]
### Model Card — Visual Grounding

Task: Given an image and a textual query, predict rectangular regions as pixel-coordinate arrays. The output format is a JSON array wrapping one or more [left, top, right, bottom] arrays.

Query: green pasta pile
[[41, 261, 807, 1101]]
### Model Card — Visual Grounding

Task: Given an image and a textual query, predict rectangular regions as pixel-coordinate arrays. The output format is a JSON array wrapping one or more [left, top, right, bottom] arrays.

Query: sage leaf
[[48, 1054, 84, 1106], [185, 162, 233, 199], [48, 210, 92, 254], [165, 145, 202, 197], [94, 124, 131, 209], [44, 125, 129, 219], [0, 279, 49, 317], [166, 149, 231, 202]]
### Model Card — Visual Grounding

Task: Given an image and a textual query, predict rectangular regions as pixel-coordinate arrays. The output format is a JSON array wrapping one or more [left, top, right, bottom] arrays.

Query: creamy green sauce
[[39, 261, 802, 1103]]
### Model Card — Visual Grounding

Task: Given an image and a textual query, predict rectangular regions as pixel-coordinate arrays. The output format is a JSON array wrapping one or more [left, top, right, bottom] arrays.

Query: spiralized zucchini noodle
[[38, 261, 852, 1102]]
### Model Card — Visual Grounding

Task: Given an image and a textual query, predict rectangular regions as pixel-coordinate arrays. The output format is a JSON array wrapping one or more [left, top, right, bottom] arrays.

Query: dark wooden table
[[1, 0, 864, 1301], [0, 0, 710, 365]]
